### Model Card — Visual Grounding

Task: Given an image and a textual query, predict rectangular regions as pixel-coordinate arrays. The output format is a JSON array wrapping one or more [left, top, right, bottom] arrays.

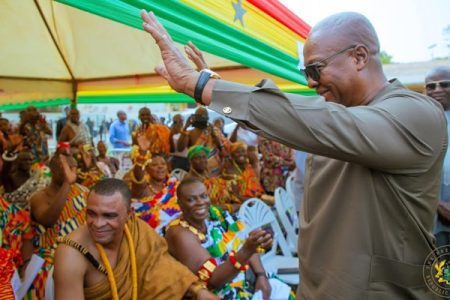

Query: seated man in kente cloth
[[54, 178, 218, 300]]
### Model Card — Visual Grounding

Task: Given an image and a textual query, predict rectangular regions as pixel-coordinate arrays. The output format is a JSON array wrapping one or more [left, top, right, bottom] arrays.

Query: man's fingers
[[140, 9, 152, 23]]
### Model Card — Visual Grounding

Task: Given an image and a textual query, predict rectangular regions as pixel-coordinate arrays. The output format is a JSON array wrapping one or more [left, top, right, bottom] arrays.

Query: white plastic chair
[[170, 168, 188, 181], [285, 174, 301, 216], [239, 198, 299, 285], [274, 187, 299, 255]]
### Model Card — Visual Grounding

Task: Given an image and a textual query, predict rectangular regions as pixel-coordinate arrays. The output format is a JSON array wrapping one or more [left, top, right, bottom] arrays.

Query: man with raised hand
[[140, 10, 445, 299]]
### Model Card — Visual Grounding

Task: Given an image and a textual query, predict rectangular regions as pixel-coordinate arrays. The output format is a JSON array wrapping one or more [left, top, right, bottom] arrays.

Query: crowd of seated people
[[0, 105, 297, 299]]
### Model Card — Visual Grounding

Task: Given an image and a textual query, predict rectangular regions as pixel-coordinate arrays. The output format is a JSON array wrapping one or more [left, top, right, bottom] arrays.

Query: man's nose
[[307, 76, 318, 89]]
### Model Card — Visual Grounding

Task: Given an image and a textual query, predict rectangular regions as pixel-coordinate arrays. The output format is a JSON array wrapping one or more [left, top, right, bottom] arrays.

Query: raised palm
[[137, 134, 151, 152], [141, 10, 196, 93]]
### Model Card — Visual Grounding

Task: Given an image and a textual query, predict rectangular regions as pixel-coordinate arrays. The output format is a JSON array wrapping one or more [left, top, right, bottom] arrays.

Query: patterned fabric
[[22, 123, 50, 162], [4, 164, 52, 210], [1, 196, 32, 300], [0, 247, 20, 300], [204, 177, 240, 209], [190, 205, 254, 299], [28, 183, 88, 299], [193, 127, 229, 177], [224, 164, 265, 199], [259, 137, 294, 193], [133, 124, 170, 155], [77, 168, 107, 189], [132, 178, 181, 235], [66, 121, 91, 145], [1, 195, 33, 251]]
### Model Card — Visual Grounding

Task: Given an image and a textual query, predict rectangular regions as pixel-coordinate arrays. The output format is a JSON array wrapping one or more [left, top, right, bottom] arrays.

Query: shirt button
[[223, 107, 232, 114]]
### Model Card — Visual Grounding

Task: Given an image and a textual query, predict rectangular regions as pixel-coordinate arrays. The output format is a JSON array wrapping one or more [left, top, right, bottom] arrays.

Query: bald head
[[303, 12, 387, 107], [309, 12, 380, 55], [425, 66, 450, 82]]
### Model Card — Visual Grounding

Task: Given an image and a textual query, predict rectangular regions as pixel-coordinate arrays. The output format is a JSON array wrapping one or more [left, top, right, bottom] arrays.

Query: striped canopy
[[0, 0, 311, 111]]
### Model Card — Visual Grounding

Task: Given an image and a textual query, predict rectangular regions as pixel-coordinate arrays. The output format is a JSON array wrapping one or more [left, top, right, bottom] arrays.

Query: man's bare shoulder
[[56, 226, 94, 261], [54, 226, 91, 275]]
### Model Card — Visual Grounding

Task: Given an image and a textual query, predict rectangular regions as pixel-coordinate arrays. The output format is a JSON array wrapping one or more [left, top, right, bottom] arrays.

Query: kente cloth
[[77, 168, 107, 189], [168, 206, 294, 300], [84, 215, 197, 300], [225, 164, 264, 199], [67, 121, 91, 145], [169, 205, 252, 299], [0, 247, 21, 300], [28, 183, 88, 299], [204, 177, 240, 209], [259, 137, 294, 193], [131, 178, 181, 235], [22, 123, 49, 162], [1, 195, 33, 251], [1, 195, 32, 294], [133, 124, 170, 155], [193, 127, 230, 177]]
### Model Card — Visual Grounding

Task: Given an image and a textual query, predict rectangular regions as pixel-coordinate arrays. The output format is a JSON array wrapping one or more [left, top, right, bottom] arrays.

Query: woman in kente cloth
[[165, 178, 295, 300], [184, 145, 241, 213], [130, 133, 181, 234], [221, 142, 274, 208]]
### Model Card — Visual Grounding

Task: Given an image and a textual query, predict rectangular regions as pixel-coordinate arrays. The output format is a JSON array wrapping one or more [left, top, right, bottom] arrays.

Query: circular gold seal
[[424, 245, 450, 297]]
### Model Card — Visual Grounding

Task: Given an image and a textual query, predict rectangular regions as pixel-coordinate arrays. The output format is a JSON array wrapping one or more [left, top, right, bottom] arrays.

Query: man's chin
[[93, 236, 113, 245]]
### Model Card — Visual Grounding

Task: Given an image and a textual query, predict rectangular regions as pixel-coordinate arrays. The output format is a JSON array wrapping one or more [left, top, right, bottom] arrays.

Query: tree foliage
[[380, 50, 393, 64]]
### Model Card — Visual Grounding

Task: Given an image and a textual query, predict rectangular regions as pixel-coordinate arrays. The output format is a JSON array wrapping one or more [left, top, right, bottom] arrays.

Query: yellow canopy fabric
[[0, 0, 239, 109]]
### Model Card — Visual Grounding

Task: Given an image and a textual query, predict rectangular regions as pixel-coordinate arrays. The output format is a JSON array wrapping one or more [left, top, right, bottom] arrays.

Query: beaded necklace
[[148, 180, 165, 195], [95, 224, 137, 300], [178, 219, 207, 242]]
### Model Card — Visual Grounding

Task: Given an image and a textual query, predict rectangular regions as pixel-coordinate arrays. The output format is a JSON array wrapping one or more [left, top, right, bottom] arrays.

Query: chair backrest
[[238, 198, 293, 258], [274, 187, 298, 252], [171, 168, 188, 181], [285, 174, 301, 215]]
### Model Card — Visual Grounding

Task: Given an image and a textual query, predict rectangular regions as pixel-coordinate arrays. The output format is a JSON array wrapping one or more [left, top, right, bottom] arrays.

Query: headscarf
[[187, 145, 210, 161]]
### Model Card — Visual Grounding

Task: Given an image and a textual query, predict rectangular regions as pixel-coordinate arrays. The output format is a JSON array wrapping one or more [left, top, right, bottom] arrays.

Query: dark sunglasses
[[300, 44, 357, 82], [425, 80, 450, 91]]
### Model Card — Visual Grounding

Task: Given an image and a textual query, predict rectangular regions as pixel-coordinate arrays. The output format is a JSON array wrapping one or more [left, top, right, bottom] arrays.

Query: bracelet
[[229, 250, 249, 271], [254, 271, 267, 278], [197, 257, 218, 283]]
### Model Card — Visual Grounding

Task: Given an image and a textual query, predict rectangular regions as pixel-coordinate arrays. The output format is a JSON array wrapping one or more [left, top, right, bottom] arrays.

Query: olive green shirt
[[210, 79, 446, 300]]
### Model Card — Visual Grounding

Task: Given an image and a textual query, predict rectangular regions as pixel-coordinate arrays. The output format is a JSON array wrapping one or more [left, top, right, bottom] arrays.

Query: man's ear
[[353, 44, 369, 70]]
